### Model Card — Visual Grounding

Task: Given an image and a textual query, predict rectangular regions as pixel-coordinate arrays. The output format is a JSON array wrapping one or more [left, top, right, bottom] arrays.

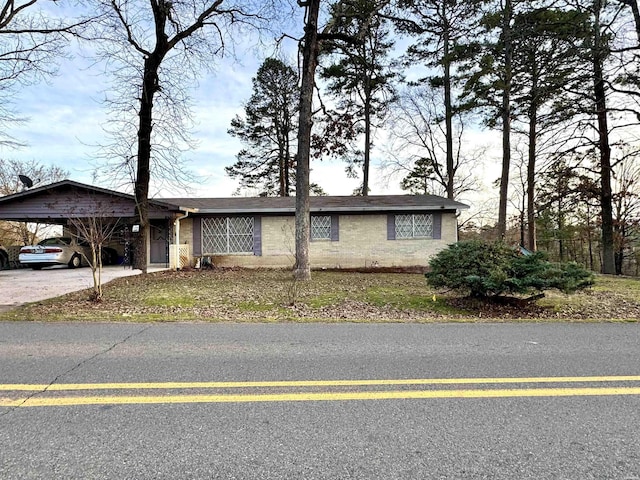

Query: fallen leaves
[[2, 269, 639, 322]]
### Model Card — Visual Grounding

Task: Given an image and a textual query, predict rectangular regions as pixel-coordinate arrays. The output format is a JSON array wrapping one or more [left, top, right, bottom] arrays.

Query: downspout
[[174, 207, 198, 270]]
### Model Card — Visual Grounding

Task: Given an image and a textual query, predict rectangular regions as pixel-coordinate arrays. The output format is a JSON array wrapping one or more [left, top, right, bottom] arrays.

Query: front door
[[150, 220, 169, 264]]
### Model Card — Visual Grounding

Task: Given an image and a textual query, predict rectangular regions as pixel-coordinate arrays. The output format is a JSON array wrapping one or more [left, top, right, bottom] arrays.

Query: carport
[[0, 180, 185, 269]]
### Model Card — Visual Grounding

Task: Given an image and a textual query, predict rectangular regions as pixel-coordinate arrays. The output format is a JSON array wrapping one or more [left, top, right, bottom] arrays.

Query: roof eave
[[194, 205, 468, 215]]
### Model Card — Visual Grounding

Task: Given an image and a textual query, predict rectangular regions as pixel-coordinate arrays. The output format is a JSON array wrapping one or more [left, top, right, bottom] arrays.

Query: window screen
[[311, 215, 332, 240], [202, 217, 254, 253], [395, 214, 433, 239]]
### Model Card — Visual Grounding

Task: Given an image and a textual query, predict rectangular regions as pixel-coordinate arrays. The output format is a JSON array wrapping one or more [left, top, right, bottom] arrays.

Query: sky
[[1, 3, 501, 207], [2, 41, 389, 198]]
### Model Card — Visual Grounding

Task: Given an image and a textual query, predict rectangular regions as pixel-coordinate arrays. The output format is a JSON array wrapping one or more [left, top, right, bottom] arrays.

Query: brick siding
[[188, 213, 457, 269]]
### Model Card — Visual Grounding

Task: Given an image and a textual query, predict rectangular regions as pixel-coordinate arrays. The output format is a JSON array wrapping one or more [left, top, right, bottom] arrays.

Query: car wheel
[[0, 253, 7, 270], [69, 255, 82, 269]]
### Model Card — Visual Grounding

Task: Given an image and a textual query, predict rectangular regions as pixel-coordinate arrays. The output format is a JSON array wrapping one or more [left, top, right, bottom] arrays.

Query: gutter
[[173, 207, 198, 269], [193, 205, 469, 215]]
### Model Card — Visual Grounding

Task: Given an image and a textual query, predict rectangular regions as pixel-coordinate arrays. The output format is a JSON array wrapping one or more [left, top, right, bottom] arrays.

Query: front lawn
[[1, 269, 639, 322]]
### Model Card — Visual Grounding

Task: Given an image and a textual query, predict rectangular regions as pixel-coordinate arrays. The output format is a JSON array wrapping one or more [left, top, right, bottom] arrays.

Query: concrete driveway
[[0, 266, 165, 312]]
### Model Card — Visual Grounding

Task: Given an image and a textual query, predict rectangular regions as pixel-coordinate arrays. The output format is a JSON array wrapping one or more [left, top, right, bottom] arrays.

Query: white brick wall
[[178, 218, 193, 245], [308, 214, 456, 268], [189, 213, 458, 269]]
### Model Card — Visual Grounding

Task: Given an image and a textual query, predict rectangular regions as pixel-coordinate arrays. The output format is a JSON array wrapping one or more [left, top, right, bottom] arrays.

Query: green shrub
[[426, 240, 594, 298]]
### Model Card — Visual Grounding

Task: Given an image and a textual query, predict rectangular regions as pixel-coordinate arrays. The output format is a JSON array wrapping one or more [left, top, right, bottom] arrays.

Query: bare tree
[[90, 0, 280, 272], [611, 149, 640, 274], [67, 209, 121, 301], [0, 0, 92, 147], [382, 85, 481, 200], [394, 0, 483, 200], [617, 0, 640, 42]]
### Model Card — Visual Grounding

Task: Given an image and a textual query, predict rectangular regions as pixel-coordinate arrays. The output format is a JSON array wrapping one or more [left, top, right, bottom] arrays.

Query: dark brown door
[[150, 220, 168, 264]]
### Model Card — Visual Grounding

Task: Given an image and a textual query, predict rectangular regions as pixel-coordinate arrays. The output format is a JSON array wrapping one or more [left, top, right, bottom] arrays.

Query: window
[[395, 214, 433, 239], [311, 215, 331, 240], [202, 217, 254, 254]]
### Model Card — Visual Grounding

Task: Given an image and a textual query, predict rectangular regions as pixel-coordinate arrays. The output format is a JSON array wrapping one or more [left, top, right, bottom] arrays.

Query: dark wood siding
[[0, 194, 135, 219], [0, 188, 171, 221]]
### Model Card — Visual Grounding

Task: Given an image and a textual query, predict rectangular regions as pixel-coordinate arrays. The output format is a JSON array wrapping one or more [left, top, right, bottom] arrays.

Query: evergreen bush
[[426, 240, 594, 298]]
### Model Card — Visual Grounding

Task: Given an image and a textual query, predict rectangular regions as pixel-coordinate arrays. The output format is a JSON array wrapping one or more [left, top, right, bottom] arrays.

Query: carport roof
[[0, 180, 178, 209], [0, 179, 181, 223]]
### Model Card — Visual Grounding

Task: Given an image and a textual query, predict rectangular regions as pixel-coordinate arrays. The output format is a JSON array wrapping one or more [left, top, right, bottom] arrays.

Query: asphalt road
[[1, 322, 639, 479]]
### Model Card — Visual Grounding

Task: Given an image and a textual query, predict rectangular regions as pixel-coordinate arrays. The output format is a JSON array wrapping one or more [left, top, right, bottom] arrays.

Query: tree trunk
[[526, 116, 537, 251], [558, 198, 564, 262], [520, 194, 525, 247], [134, 55, 162, 273], [586, 203, 594, 270], [443, 14, 455, 200], [621, 0, 640, 42], [363, 92, 371, 196], [527, 76, 538, 252], [497, 0, 513, 239], [592, 0, 616, 274], [614, 222, 625, 274], [279, 135, 286, 196], [294, 0, 320, 281], [615, 250, 623, 274], [284, 119, 291, 196]]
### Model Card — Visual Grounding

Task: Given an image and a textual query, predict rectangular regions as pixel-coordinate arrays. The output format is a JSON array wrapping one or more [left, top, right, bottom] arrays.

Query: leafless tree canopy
[[87, 0, 288, 271], [67, 204, 121, 301], [89, 0, 287, 195], [382, 85, 481, 201], [0, 0, 92, 147]]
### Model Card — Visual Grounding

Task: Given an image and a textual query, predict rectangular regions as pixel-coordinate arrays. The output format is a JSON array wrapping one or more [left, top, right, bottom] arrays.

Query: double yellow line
[[2, 376, 640, 407]]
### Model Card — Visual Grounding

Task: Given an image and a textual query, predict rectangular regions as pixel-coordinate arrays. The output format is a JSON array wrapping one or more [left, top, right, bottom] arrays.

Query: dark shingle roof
[[161, 195, 469, 214]]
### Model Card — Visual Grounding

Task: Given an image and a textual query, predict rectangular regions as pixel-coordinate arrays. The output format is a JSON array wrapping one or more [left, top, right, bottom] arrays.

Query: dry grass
[[1, 268, 639, 322]]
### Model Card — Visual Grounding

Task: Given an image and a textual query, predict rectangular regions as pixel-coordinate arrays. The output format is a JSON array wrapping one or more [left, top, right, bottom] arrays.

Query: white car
[[19, 237, 91, 270]]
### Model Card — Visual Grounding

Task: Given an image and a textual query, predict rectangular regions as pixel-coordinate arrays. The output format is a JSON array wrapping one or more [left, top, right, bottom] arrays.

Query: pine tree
[[227, 58, 300, 196], [319, 0, 396, 196], [395, 0, 484, 200], [510, 7, 591, 251]]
